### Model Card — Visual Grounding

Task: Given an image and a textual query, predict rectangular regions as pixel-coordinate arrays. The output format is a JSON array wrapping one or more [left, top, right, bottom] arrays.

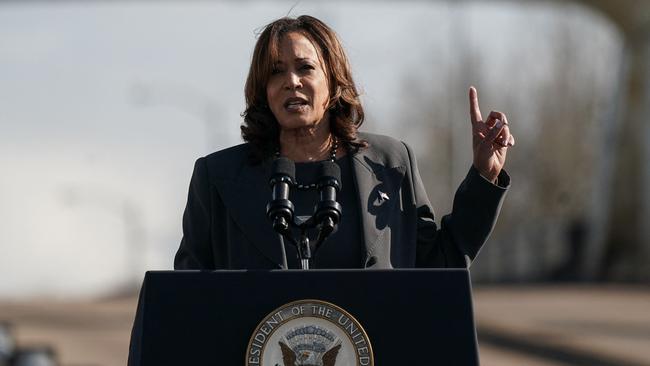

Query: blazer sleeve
[[409, 143, 510, 268], [174, 157, 217, 269]]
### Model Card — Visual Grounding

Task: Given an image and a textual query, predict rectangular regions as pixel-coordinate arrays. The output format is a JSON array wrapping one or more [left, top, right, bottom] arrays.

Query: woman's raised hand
[[468, 86, 515, 183]]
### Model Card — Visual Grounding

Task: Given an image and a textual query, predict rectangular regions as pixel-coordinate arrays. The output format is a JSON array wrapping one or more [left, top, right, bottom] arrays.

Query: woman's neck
[[279, 123, 335, 162]]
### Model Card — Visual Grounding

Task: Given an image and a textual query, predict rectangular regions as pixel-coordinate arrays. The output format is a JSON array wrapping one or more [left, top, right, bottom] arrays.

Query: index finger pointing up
[[469, 86, 482, 124]]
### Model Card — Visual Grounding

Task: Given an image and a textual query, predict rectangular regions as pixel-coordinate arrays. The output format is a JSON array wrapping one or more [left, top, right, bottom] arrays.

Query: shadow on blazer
[[174, 132, 509, 270]]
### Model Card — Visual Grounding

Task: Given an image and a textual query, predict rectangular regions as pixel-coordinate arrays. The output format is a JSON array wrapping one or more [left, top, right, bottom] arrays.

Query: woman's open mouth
[[284, 97, 309, 112]]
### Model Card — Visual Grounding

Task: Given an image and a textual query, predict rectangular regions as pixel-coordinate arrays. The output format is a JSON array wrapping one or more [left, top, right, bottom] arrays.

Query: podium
[[129, 269, 479, 365]]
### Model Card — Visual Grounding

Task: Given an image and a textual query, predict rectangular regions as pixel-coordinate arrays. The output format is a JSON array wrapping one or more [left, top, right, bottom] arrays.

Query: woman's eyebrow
[[272, 58, 315, 67]]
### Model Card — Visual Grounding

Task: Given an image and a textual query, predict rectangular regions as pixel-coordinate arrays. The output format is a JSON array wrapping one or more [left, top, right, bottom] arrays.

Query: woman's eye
[[301, 64, 315, 71]]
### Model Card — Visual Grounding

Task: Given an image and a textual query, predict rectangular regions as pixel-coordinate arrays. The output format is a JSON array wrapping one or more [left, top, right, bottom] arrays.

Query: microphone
[[314, 161, 342, 239], [266, 157, 295, 234]]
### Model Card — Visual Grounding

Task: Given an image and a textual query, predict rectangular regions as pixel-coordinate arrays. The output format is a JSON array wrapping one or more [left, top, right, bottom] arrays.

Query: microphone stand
[[291, 217, 315, 270], [280, 217, 325, 270], [267, 159, 341, 270], [274, 216, 338, 270], [293, 203, 339, 269], [277, 234, 288, 270], [312, 216, 335, 256], [298, 229, 311, 270]]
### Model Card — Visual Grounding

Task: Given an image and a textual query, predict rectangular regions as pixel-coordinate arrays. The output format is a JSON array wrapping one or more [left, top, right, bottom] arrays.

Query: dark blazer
[[174, 132, 509, 270]]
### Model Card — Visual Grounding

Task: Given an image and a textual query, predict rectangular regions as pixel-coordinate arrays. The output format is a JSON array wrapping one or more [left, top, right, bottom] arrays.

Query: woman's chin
[[277, 117, 321, 131]]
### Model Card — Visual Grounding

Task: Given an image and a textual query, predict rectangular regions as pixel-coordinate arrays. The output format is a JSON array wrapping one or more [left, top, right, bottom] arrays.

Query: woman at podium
[[174, 15, 513, 270]]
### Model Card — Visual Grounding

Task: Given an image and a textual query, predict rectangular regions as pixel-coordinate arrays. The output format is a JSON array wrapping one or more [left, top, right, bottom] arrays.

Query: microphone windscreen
[[319, 161, 341, 188], [272, 157, 296, 180]]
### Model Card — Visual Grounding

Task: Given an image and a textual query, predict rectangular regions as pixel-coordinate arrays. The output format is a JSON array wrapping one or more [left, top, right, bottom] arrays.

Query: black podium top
[[129, 269, 478, 365]]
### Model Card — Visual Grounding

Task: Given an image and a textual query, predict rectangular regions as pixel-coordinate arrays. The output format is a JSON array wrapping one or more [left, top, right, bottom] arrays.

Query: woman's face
[[266, 32, 330, 132]]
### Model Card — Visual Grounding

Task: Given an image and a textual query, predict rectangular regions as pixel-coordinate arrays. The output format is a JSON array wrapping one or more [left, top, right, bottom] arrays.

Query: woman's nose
[[284, 72, 302, 90]]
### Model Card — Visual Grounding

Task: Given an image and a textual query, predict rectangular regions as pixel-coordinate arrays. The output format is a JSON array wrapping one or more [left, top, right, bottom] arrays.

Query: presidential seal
[[246, 299, 373, 366]]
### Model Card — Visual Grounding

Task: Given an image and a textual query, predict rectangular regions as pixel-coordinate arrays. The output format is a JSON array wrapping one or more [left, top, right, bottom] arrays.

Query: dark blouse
[[287, 154, 363, 269]]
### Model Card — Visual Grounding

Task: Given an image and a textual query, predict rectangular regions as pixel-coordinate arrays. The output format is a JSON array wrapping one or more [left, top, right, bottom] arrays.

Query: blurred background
[[1, 0, 649, 365]]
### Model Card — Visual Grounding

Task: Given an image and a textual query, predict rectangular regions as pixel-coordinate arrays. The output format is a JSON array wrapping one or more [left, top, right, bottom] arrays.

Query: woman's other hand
[[468, 86, 515, 183]]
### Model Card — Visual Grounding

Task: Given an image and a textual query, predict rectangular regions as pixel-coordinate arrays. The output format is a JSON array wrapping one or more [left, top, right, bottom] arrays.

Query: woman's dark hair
[[241, 15, 367, 161]]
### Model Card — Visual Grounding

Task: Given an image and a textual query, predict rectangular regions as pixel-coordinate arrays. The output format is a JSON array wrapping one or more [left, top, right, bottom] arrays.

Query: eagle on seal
[[278, 341, 341, 366]]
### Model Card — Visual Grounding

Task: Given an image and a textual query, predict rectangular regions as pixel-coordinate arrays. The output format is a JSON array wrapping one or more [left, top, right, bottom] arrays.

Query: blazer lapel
[[351, 147, 406, 268], [215, 161, 284, 268]]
